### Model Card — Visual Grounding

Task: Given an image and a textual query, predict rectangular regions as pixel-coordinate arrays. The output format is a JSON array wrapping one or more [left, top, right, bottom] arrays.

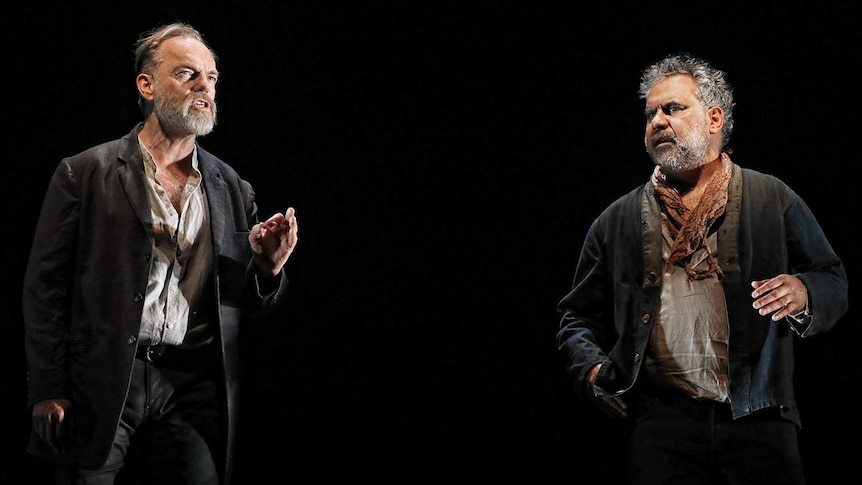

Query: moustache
[[186, 94, 216, 112], [648, 135, 677, 147]]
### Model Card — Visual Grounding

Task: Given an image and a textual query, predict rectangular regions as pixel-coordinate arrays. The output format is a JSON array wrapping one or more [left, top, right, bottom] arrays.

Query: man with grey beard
[[23, 22, 299, 485], [557, 53, 847, 484]]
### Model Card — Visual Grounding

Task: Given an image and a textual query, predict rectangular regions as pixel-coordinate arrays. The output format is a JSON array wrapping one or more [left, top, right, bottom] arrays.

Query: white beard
[[646, 117, 711, 172]]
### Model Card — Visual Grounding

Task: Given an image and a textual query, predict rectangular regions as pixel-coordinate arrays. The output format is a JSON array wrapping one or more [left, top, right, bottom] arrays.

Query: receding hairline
[[133, 22, 217, 74]]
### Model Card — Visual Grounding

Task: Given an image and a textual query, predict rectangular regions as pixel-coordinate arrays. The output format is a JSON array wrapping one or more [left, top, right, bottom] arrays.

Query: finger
[[754, 295, 800, 320], [772, 302, 799, 321], [286, 211, 298, 235], [267, 211, 297, 234], [751, 277, 782, 298], [52, 409, 66, 442], [753, 295, 785, 318], [249, 222, 262, 241], [263, 212, 285, 225], [263, 223, 292, 243], [269, 214, 299, 242], [753, 287, 784, 308]]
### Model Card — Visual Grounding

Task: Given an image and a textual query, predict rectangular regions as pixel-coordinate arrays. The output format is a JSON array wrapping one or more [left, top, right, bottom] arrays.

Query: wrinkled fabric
[[557, 163, 848, 426], [651, 153, 732, 280]]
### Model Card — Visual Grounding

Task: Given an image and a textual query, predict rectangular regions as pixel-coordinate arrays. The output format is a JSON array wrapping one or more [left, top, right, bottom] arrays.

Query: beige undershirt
[[645, 217, 730, 403]]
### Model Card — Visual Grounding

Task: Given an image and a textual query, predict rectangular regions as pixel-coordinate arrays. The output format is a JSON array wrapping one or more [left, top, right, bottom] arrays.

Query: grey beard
[[647, 134, 709, 172], [155, 97, 217, 137]]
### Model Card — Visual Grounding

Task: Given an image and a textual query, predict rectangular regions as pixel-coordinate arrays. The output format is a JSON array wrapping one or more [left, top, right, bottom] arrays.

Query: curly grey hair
[[638, 53, 735, 147]]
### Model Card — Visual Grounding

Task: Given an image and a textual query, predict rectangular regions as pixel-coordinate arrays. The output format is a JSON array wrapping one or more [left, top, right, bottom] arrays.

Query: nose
[[648, 109, 669, 129], [196, 80, 214, 94], [192, 75, 215, 94]]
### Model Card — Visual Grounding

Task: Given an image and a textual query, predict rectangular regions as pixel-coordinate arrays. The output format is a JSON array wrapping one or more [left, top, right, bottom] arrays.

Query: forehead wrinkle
[[161, 37, 217, 72]]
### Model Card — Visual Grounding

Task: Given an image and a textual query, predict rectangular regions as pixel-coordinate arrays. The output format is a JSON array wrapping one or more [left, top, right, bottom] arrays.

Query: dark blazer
[[23, 123, 288, 482], [557, 164, 848, 426]]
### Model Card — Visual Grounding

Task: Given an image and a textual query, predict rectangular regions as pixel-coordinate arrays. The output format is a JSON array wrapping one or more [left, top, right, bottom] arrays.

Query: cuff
[[787, 303, 812, 334]]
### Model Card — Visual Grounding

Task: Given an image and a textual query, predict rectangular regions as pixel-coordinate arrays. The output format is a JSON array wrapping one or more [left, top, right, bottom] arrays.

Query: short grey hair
[[132, 22, 217, 114]]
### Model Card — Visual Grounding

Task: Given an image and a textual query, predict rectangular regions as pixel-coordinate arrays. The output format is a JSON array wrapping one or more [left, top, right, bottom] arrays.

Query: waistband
[[631, 378, 732, 420], [135, 343, 218, 370]]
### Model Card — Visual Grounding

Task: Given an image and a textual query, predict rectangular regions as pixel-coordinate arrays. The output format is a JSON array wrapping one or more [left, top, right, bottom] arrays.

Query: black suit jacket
[[23, 123, 288, 482]]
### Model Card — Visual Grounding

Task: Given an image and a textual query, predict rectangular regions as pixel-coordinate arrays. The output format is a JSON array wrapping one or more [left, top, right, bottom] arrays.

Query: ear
[[136, 73, 155, 103], [707, 106, 724, 134]]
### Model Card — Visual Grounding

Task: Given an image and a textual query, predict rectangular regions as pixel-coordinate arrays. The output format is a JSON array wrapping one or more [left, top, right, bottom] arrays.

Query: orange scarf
[[651, 152, 733, 280]]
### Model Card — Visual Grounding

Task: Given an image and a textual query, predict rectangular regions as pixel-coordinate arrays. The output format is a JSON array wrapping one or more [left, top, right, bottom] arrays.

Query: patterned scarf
[[651, 152, 733, 280]]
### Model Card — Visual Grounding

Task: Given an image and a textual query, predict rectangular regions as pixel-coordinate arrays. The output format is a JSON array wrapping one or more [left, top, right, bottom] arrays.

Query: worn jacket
[[557, 164, 848, 426], [23, 124, 289, 483]]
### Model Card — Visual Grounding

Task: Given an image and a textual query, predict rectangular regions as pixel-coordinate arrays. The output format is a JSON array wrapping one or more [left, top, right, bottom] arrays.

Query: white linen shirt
[[138, 141, 212, 346]]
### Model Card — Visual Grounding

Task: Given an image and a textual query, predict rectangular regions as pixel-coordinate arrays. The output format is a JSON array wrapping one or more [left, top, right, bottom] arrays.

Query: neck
[[139, 119, 196, 167], [664, 154, 724, 194]]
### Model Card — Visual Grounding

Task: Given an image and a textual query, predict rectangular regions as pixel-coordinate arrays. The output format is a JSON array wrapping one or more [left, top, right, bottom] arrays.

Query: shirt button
[[641, 313, 650, 324]]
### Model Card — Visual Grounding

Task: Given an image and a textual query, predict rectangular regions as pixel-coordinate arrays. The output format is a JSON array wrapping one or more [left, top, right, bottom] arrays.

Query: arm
[[22, 160, 80, 449], [748, 196, 848, 336], [557, 219, 616, 400]]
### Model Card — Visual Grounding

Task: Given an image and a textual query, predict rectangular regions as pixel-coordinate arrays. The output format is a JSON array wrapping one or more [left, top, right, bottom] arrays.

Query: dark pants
[[627, 386, 805, 485], [58, 347, 223, 485]]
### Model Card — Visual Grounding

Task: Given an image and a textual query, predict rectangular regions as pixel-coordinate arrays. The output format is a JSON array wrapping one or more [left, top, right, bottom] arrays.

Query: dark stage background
[[4, 3, 859, 484]]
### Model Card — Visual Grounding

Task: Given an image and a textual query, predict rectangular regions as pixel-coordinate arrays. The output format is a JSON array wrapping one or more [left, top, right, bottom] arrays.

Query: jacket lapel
[[116, 124, 154, 237]]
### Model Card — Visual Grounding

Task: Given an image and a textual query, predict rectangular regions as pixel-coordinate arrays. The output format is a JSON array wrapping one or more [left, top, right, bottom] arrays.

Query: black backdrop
[[4, 3, 860, 484]]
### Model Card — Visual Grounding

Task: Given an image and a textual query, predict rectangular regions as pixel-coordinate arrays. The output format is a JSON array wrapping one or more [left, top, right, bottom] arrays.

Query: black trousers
[[626, 385, 805, 485], [58, 346, 223, 485]]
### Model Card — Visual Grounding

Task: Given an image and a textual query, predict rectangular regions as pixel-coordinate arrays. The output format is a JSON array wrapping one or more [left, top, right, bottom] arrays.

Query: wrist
[[791, 304, 811, 320]]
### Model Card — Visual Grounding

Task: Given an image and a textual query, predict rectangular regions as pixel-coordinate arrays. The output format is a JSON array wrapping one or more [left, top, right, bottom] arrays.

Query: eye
[[175, 69, 194, 80], [665, 105, 684, 116]]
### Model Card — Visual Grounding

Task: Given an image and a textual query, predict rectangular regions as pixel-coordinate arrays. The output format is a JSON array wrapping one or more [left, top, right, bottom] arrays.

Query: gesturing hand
[[249, 207, 299, 276], [751, 274, 809, 321]]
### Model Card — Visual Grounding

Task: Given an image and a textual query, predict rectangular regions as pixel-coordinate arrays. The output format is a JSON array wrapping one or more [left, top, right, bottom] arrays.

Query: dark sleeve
[[22, 160, 80, 407]]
